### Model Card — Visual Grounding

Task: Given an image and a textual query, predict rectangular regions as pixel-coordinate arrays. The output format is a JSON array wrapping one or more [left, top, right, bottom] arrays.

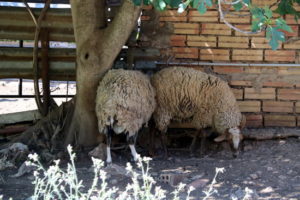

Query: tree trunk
[[65, 0, 141, 147]]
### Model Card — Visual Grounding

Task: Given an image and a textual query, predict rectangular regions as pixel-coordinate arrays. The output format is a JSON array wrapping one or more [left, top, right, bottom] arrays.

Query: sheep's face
[[214, 127, 243, 151], [228, 127, 243, 150]]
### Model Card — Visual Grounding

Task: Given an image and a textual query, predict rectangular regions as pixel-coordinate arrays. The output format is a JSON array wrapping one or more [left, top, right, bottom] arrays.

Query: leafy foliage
[[131, 0, 300, 50]]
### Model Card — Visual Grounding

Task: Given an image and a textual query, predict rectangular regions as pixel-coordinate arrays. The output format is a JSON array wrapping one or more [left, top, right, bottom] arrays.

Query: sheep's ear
[[239, 115, 246, 129], [214, 135, 226, 142]]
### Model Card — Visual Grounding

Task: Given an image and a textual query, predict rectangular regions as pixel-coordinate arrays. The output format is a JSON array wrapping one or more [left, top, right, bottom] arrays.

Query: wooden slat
[[0, 0, 69, 4], [0, 47, 76, 61], [0, 6, 74, 41]]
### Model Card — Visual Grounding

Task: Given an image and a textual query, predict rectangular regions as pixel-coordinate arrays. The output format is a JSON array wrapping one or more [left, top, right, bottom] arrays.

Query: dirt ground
[[0, 132, 299, 200], [1, 80, 300, 199]]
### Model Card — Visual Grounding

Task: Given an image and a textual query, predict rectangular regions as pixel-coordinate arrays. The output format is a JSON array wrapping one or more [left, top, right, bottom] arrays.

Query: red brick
[[174, 29, 199, 34], [251, 0, 277, 7], [232, 50, 263, 61], [201, 24, 231, 35], [235, 25, 265, 37], [214, 66, 244, 74], [187, 35, 217, 47], [171, 40, 186, 46], [278, 89, 300, 100], [218, 36, 249, 48], [251, 37, 282, 49], [278, 67, 300, 75], [245, 88, 276, 100], [230, 80, 252, 86], [263, 101, 294, 113], [220, 12, 250, 24], [284, 40, 300, 49], [245, 114, 263, 127], [285, 14, 300, 25], [296, 102, 300, 113], [200, 49, 230, 61], [280, 25, 298, 37], [173, 23, 199, 29], [232, 88, 243, 100], [173, 47, 198, 59], [160, 16, 187, 22], [265, 50, 296, 62], [173, 23, 199, 34], [238, 101, 261, 112], [188, 10, 218, 22], [262, 81, 294, 88], [171, 35, 186, 41], [264, 115, 296, 127]]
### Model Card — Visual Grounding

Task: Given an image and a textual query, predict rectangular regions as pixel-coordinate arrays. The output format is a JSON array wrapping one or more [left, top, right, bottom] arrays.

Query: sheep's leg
[[189, 130, 200, 156], [127, 132, 139, 162], [160, 133, 168, 158], [148, 119, 156, 157], [106, 127, 113, 165], [199, 129, 209, 156]]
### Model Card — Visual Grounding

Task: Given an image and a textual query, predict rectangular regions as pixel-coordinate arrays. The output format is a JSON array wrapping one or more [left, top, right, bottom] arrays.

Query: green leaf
[[266, 27, 285, 50], [205, 0, 213, 7], [193, 0, 200, 9], [197, 1, 207, 14], [170, 0, 182, 7], [251, 20, 261, 32], [276, 18, 293, 32], [264, 6, 272, 18], [242, 0, 250, 6], [143, 0, 150, 5], [233, 2, 243, 11], [132, 0, 142, 6], [153, 0, 166, 10]]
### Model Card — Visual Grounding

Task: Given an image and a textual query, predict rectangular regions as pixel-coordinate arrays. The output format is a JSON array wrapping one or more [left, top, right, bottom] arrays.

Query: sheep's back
[[96, 69, 156, 134], [151, 67, 241, 131]]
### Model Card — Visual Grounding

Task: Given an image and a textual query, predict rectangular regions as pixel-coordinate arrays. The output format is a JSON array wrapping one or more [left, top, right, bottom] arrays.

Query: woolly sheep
[[95, 69, 156, 164], [151, 67, 245, 154]]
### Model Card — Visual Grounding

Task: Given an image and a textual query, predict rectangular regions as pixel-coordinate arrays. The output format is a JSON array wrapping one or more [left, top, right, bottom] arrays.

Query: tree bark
[[66, 0, 141, 147]]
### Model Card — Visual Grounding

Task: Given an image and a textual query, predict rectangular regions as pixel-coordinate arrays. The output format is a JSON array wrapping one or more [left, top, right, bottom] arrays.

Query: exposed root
[[0, 99, 75, 164]]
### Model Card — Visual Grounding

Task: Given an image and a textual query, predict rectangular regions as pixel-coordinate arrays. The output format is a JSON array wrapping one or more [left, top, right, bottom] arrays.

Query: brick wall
[[141, 2, 300, 128]]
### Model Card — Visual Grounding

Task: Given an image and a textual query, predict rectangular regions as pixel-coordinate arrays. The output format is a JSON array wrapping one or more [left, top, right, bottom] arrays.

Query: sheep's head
[[214, 115, 246, 156]]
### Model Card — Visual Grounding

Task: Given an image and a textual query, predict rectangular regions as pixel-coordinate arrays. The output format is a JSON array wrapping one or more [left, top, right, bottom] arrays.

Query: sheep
[[95, 69, 156, 164], [151, 67, 246, 156]]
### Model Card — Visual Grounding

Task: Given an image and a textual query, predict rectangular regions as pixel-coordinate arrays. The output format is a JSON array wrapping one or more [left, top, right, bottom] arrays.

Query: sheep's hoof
[[105, 162, 112, 168]]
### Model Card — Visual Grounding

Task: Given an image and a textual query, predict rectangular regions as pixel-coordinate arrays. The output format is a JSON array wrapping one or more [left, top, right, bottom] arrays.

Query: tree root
[[1, 99, 75, 163]]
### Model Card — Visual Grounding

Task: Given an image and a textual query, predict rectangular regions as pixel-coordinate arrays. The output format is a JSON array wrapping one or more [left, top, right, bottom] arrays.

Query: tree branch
[[100, 0, 141, 68], [70, 0, 106, 49]]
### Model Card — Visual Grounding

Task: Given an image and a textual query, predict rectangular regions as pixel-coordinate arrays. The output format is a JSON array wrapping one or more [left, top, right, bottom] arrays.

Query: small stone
[[257, 171, 262, 176], [279, 175, 287, 180], [287, 170, 293, 175], [279, 140, 286, 145], [190, 173, 204, 181], [260, 186, 274, 194], [250, 174, 258, 180], [267, 167, 273, 171], [110, 179, 118, 184], [186, 178, 209, 190]]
